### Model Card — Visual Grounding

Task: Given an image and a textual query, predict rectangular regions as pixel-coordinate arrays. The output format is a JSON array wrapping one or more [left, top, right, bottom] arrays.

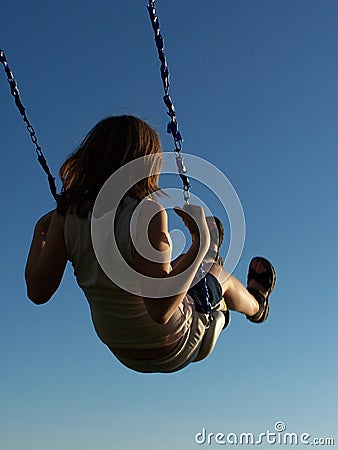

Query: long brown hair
[[57, 115, 162, 216]]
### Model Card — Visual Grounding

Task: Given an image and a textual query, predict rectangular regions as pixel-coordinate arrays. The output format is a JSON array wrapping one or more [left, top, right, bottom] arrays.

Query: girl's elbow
[[152, 313, 171, 325], [146, 305, 172, 325], [143, 296, 177, 325], [25, 273, 57, 304], [26, 286, 52, 305]]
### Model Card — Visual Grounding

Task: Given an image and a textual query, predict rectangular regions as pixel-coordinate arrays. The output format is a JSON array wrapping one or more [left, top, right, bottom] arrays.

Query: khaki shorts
[[114, 311, 210, 373]]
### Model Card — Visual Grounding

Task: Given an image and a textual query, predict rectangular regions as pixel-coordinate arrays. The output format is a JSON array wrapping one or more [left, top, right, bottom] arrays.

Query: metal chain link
[[0, 49, 58, 201], [146, 1, 191, 203], [146, 2, 212, 311], [198, 264, 213, 316]]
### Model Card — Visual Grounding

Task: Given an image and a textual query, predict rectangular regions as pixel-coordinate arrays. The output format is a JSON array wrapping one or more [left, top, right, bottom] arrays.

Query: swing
[[0, 1, 227, 362], [146, 1, 227, 360]]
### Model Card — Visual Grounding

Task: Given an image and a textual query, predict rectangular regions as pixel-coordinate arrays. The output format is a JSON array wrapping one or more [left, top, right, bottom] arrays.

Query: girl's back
[[64, 196, 193, 352]]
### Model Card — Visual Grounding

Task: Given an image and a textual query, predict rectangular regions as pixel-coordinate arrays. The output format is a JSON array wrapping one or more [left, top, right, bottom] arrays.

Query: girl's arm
[[134, 201, 210, 324], [25, 210, 68, 304]]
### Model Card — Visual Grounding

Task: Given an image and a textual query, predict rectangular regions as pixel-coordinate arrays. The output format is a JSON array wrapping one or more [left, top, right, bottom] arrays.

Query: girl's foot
[[246, 256, 276, 323]]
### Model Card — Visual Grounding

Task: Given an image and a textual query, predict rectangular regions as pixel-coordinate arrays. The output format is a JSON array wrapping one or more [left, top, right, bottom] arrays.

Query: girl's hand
[[174, 204, 210, 248]]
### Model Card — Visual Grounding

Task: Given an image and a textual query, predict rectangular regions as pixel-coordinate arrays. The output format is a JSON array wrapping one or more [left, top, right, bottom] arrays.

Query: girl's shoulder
[[54, 209, 67, 231], [134, 195, 166, 215], [134, 196, 168, 235]]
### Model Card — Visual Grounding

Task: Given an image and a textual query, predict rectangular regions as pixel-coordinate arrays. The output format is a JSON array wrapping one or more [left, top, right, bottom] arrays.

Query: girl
[[25, 115, 276, 373]]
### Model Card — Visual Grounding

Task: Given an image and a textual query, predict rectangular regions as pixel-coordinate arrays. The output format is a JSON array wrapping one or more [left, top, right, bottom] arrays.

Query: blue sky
[[1, 1, 337, 449]]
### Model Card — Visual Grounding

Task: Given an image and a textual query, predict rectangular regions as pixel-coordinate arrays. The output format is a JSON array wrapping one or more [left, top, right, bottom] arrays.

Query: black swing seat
[[194, 310, 227, 362]]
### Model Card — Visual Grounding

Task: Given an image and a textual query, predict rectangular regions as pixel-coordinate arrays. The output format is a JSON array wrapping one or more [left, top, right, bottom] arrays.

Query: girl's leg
[[209, 260, 268, 317], [220, 273, 259, 316]]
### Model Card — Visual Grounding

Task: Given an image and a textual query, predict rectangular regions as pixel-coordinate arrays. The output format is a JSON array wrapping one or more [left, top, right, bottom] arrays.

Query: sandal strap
[[246, 287, 269, 323], [247, 266, 273, 290]]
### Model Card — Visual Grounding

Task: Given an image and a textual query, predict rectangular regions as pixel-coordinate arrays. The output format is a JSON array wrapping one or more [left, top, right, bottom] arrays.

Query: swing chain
[[174, 150, 190, 203], [146, 2, 183, 145], [147, 1, 191, 202], [1, 50, 41, 156], [146, 3, 212, 315], [198, 263, 212, 316], [0, 49, 58, 201]]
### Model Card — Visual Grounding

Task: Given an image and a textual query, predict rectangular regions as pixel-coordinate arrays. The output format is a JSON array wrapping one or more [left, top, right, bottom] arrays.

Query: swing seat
[[194, 310, 226, 362]]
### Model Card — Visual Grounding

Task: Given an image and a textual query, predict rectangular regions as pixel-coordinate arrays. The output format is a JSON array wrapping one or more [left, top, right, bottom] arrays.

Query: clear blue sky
[[1, 1, 337, 449]]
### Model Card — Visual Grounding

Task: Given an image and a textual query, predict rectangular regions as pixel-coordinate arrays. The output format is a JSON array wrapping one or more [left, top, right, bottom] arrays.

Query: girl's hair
[[57, 115, 162, 216]]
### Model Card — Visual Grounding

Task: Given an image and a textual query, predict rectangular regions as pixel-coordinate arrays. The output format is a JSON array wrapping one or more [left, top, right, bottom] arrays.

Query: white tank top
[[64, 197, 194, 349]]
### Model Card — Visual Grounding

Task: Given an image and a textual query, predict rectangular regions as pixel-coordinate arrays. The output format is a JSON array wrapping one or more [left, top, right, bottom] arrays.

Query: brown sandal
[[246, 256, 276, 323]]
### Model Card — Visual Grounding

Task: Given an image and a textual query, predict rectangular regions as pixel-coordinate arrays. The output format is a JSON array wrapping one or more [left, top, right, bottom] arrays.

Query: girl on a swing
[[25, 115, 276, 373]]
